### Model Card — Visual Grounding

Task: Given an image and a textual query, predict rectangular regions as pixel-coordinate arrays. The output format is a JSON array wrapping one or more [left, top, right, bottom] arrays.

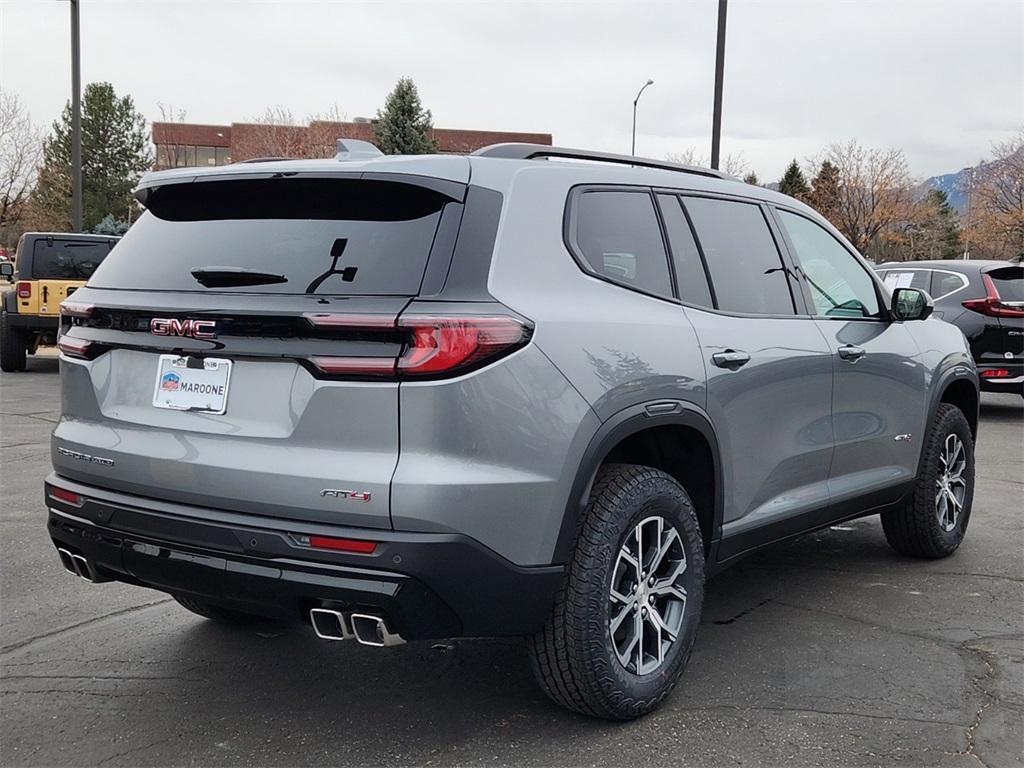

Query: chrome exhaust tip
[[70, 553, 98, 583], [56, 548, 78, 576], [309, 608, 353, 641], [349, 613, 406, 647]]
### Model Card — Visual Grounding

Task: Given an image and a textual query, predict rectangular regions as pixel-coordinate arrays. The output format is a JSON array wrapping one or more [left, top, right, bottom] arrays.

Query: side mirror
[[0, 261, 13, 280], [891, 287, 934, 321]]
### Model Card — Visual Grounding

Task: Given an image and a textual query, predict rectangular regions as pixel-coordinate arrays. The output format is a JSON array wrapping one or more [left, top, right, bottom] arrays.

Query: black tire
[[0, 310, 27, 372], [528, 463, 705, 720], [881, 404, 975, 558], [173, 595, 266, 625]]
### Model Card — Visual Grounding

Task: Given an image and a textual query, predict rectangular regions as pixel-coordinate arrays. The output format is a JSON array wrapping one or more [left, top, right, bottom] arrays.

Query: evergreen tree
[[374, 78, 437, 155], [808, 160, 841, 221], [778, 159, 810, 199], [31, 82, 151, 232], [743, 172, 760, 186], [92, 213, 130, 236], [913, 189, 962, 260]]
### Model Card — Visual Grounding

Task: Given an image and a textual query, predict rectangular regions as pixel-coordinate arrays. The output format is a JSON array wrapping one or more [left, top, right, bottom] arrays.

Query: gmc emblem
[[150, 318, 217, 339]]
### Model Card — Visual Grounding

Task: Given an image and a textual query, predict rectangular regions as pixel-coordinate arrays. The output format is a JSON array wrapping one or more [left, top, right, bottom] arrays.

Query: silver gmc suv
[[45, 142, 979, 720]]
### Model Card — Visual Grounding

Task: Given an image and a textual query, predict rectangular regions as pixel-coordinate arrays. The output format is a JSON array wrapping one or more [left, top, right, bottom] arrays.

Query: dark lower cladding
[[45, 473, 563, 640], [8, 314, 58, 331]]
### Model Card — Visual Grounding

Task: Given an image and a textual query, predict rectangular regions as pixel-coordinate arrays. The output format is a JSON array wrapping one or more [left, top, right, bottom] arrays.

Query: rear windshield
[[989, 266, 1023, 302], [31, 239, 115, 279], [88, 177, 455, 295]]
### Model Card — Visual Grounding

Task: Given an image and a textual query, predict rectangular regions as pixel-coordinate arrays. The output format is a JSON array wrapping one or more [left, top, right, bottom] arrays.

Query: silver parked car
[[46, 141, 979, 719]]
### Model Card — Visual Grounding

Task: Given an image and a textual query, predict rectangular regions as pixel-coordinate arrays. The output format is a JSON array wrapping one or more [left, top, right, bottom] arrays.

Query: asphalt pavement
[[1, 354, 1021, 767]]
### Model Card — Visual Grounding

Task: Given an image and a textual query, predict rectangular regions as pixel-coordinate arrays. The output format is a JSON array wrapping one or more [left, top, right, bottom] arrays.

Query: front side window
[[778, 210, 881, 319], [682, 197, 796, 315], [572, 190, 674, 299]]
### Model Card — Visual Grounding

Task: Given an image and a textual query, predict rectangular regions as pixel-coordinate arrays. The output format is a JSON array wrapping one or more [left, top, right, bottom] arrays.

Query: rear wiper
[[190, 267, 287, 288]]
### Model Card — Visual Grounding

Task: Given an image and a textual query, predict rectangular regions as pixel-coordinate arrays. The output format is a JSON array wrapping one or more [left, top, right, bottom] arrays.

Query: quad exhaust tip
[[308, 608, 405, 647], [56, 547, 99, 583]]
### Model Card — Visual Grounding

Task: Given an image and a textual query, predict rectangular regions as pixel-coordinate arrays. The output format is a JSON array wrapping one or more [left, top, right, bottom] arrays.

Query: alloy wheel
[[935, 433, 967, 532]]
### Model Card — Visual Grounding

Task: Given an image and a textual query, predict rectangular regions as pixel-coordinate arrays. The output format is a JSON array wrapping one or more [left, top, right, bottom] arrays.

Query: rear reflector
[[980, 369, 1011, 378], [60, 301, 95, 318], [293, 534, 378, 554], [962, 274, 1024, 318], [16, 281, 31, 299], [48, 487, 84, 507], [56, 336, 93, 360]]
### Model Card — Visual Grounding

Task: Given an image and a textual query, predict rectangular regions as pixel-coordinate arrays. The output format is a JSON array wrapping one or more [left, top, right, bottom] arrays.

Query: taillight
[[962, 274, 1024, 318], [57, 336, 94, 360], [16, 281, 31, 299], [308, 312, 533, 379]]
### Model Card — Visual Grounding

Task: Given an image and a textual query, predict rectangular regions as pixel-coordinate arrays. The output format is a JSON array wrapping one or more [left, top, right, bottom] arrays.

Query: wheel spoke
[[651, 527, 681, 574], [610, 586, 632, 606], [610, 601, 634, 634], [647, 603, 679, 643]]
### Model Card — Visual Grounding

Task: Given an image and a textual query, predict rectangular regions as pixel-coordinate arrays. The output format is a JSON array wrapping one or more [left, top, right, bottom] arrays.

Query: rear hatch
[[963, 264, 1023, 379], [21, 236, 116, 316], [53, 173, 466, 529]]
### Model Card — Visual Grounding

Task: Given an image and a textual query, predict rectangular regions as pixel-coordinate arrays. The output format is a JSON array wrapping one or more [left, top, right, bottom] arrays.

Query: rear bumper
[[7, 314, 57, 331], [977, 364, 1023, 393], [44, 473, 563, 640]]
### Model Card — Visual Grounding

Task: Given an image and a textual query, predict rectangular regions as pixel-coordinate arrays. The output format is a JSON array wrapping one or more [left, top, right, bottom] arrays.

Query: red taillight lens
[[307, 313, 532, 379], [980, 369, 1011, 379], [299, 535, 378, 554], [16, 281, 31, 299], [49, 487, 84, 507], [60, 301, 94, 318], [397, 315, 531, 376], [962, 274, 1024, 318], [57, 336, 93, 360]]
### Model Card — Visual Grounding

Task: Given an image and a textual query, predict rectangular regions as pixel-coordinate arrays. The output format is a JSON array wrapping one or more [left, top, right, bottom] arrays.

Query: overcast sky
[[2, 0, 1021, 181]]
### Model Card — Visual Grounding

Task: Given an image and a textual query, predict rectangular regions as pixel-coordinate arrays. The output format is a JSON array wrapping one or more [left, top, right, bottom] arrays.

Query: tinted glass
[[779, 210, 880, 318], [31, 239, 115, 279], [881, 269, 931, 293], [574, 190, 673, 299], [989, 266, 1023, 302], [682, 197, 795, 315], [657, 195, 713, 308], [932, 271, 968, 298], [90, 178, 451, 295]]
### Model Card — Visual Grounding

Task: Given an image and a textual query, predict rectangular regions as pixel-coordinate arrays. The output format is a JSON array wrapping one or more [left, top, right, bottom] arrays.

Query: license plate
[[152, 355, 232, 414]]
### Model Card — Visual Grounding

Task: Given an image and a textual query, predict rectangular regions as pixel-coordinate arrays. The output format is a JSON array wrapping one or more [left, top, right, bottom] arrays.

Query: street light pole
[[710, 0, 728, 170], [962, 166, 974, 260], [631, 79, 654, 156], [70, 0, 83, 232]]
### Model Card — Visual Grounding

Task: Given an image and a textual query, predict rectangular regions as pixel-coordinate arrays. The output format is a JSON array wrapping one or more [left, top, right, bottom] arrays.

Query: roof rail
[[472, 143, 731, 180], [235, 157, 293, 164]]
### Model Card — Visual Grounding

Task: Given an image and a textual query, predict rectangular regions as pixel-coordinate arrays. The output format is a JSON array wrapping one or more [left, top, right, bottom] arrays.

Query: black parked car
[[876, 260, 1023, 396]]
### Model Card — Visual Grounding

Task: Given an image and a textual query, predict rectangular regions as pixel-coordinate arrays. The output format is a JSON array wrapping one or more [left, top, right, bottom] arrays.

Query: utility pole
[[710, 0, 728, 170], [70, 0, 83, 232]]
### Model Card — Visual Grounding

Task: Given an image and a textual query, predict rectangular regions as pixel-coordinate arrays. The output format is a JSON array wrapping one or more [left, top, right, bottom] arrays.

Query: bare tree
[[968, 129, 1024, 260], [0, 90, 43, 245], [154, 103, 193, 169], [667, 147, 748, 177], [824, 140, 915, 258]]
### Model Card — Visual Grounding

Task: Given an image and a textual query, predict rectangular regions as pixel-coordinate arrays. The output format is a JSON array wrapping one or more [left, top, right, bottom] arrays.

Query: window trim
[[562, 184, 679, 304], [769, 204, 891, 323], [672, 192, 809, 319], [655, 193, 717, 311]]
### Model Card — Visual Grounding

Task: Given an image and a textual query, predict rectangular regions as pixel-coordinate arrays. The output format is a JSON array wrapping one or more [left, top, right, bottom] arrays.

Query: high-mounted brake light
[[57, 336, 93, 360], [16, 281, 31, 299], [307, 313, 533, 379], [48, 487, 85, 507], [962, 274, 1024, 318], [60, 301, 95, 318]]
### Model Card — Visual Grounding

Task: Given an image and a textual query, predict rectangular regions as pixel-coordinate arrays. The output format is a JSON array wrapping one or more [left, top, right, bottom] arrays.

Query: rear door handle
[[838, 345, 866, 362], [712, 350, 751, 369]]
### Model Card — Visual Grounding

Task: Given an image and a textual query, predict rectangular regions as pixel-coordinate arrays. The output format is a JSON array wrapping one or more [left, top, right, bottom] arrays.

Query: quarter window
[[573, 190, 674, 299], [682, 197, 796, 315], [778, 210, 880, 319]]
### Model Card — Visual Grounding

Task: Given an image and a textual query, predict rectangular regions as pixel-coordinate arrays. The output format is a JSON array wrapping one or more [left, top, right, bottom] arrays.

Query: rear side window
[[988, 266, 1023, 302], [932, 271, 968, 298], [682, 197, 796, 315], [89, 177, 455, 295], [571, 190, 674, 299], [657, 194, 713, 308], [32, 239, 114, 279]]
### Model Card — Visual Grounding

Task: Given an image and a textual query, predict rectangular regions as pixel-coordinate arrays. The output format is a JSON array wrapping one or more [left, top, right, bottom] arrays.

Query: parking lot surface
[[1, 355, 1022, 767]]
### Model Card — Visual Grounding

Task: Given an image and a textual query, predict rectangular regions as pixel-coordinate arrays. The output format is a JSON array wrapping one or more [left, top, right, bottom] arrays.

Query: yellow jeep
[[1, 232, 119, 372]]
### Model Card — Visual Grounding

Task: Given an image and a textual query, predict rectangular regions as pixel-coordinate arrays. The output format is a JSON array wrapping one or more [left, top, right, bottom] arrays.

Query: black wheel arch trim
[[923, 363, 980, 475], [552, 400, 724, 565]]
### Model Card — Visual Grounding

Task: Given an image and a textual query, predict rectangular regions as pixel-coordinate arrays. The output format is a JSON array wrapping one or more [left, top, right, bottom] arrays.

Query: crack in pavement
[[0, 599, 172, 658], [681, 702, 966, 728]]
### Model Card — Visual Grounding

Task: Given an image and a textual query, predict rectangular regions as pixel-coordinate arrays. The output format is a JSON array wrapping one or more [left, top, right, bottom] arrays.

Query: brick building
[[152, 119, 552, 169]]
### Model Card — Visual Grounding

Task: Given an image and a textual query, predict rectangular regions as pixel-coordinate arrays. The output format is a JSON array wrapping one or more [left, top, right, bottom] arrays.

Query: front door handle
[[838, 345, 866, 362], [712, 350, 751, 369]]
